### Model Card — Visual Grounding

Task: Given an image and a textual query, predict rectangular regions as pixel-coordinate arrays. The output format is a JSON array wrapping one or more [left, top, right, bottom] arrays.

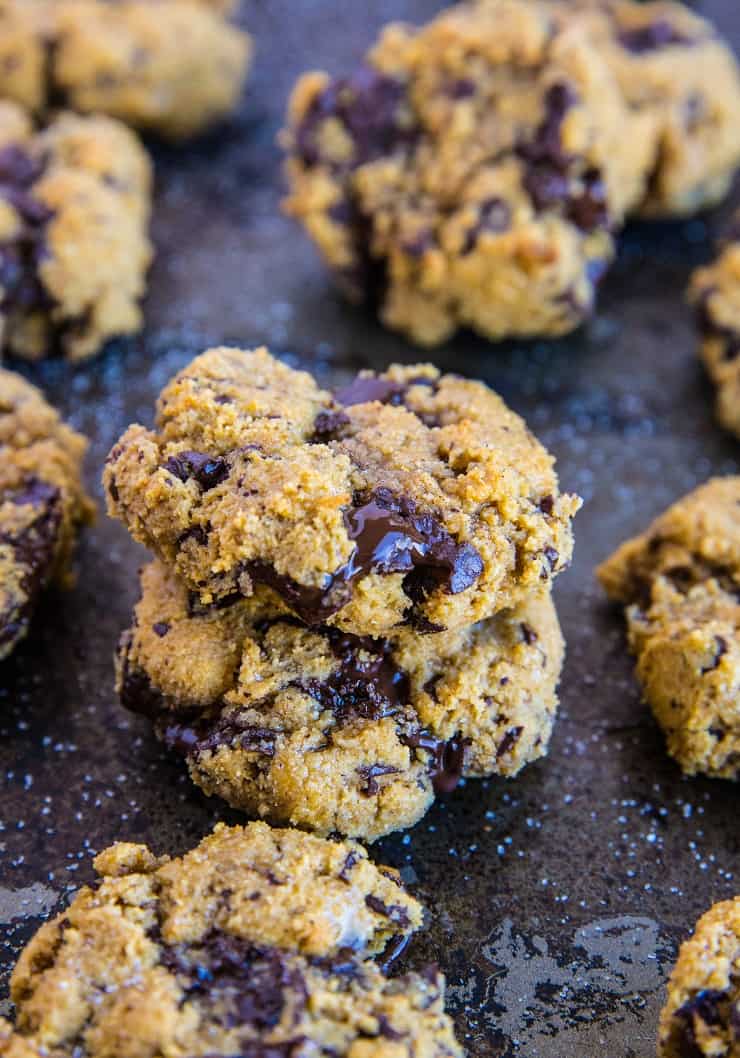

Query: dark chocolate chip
[[462, 197, 511, 254], [700, 635, 728, 674], [356, 762, 402, 796], [295, 66, 414, 170], [161, 931, 306, 1033], [338, 849, 360, 882], [160, 717, 278, 759], [672, 988, 734, 1058], [164, 451, 229, 491], [247, 490, 483, 626], [0, 479, 61, 655], [311, 408, 350, 442], [538, 495, 554, 515], [301, 628, 410, 722], [152, 622, 170, 638], [402, 730, 467, 794], [618, 19, 694, 53], [365, 894, 411, 929], [520, 623, 537, 645], [497, 726, 524, 760], [334, 374, 406, 407]]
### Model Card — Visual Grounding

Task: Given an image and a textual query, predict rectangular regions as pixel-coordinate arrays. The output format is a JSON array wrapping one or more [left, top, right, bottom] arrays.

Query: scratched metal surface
[[1, 2, 740, 1055]]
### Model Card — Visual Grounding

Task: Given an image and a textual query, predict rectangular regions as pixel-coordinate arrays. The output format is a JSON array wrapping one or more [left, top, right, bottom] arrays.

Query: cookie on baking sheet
[[689, 213, 740, 440], [116, 560, 564, 839], [104, 346, 580, 637], [597, 477, 740, 779], [657, 896, 739, 1058], [0, 368, 94, 660], [282, 0, 656, 345], [567, 0, 740, 218], [1, 822, 463, 1058], [0, 0, 252, 141], [0, 101, 152, 362]]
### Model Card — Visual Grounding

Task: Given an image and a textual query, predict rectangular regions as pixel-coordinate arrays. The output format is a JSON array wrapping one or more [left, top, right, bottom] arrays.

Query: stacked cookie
[[105, 345, 581, 839], [282, 0, 740, 346]]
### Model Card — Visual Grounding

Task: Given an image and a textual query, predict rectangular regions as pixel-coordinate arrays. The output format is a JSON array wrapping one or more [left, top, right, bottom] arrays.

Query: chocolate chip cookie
[[658, 896, 739, 1058], [282, 0, 740, 345], [0, 368, 94, 660], [117, 560, 563, 839], [282, 0, 660, 345], [569, 0, 740, 217], [597, 477, 740, 779], [1, 822, 463, 1058], [689, 213, 740, 439], [0, 101, 153, 361], [0, 0, 252, 141], [104, 347, 580, 636]]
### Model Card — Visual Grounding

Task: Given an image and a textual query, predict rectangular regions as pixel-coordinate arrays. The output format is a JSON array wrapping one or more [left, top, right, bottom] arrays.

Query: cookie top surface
[[0, 368, 93, 658], [566, 0, 740, 218], [596, 477, 740, 605], [5, 823, 463, 1058], [105, 346, 580, 636], [281, 0, 657, 344], [118, 561, 563, 839], [658, 896, 739, 1058]]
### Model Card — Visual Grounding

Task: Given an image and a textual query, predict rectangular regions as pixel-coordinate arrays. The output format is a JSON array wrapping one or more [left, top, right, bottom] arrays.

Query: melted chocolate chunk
[[338, 849, 360, 882], [520, 84, 608, 233], [152, 621, 170, 638], [161, 715, 278, 760], [618, 19, 693, 54], [164, 450, 229, 491], [161, 931, 306, 1032], [365, 894, 411, 930], [302, 628, 410, 721], [496, 726, 523, 760], [334, 375, 405, 407], [295, 67, 414, 169], [311, 408, 350, 442], [538, 494, 554, 516], [0, 145, 53, 315], [523, 83, 578, 171], [248, 490, 483, 626], [356, 762, 402, 796], [0, 479, 61, 654], [117, 640, 167, 720], [462, 197, 512, 255], [403, 730, 467, 794], [378, 933, 412, 975]]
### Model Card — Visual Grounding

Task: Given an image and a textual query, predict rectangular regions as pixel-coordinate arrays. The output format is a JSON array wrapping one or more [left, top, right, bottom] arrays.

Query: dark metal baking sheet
[[1, 2, 739, 1055]]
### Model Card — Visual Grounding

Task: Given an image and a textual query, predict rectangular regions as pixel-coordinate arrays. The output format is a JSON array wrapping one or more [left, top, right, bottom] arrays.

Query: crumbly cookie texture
[[0, 368, 94, 660], [689, 213, 740, 439], [567, 0, 740, 218], [657, 896, 740, 1058], [104, 346, 581, 637], [282, 0, 657, 346], [0, 101, 153, 362], [2, 822, 463, 1058], [117, 561, 564, 840], [597, 478, 740, 779], [0, 0, 252, 141]]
